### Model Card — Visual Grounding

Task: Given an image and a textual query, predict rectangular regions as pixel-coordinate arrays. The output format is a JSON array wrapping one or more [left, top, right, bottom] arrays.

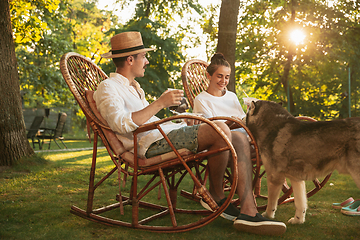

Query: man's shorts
[[145, 125, 200, 158]]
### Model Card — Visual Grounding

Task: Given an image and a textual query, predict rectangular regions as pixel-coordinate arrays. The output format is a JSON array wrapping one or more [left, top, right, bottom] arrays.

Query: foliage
[[10, 0, 60, 45], [11, 0, 205, 121], [111, 0, 203, 93], [11, 0, 67, 108], [12, 0, 360, 122], [99, 0, 204, 118], [235, 0, 360, 119], [11, 0, 117, 109], [200, 3, 220, 60]]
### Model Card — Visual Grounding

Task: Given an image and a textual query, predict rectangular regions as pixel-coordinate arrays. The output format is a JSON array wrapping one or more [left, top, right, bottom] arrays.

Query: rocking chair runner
[[181, 59, 332, 210], [60, 52, 239, 232]]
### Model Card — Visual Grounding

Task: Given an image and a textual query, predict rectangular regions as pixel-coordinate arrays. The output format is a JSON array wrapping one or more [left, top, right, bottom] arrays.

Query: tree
[[0, 0, 34, 166], [216, 0, 240, 93]]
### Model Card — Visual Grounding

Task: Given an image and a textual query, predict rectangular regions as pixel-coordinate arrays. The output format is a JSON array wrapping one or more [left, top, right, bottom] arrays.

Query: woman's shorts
[[145, 124, 200, 158]]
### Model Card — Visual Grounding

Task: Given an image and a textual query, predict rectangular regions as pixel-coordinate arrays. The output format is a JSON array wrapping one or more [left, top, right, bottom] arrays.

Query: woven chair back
[[181, 59, 209, 108], [60, 52, 108, 123]]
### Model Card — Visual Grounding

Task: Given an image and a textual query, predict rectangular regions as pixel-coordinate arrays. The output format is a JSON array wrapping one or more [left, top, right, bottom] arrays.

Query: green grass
[[1, 141, 359, 240], [30, 138, 94, 151]]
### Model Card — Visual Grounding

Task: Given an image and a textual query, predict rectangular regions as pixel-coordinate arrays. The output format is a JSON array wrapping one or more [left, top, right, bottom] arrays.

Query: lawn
[[1, 140, 359, 240]]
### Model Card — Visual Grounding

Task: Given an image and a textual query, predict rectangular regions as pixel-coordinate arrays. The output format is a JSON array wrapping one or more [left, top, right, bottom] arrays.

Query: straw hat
[[101, 31, 155, 59]]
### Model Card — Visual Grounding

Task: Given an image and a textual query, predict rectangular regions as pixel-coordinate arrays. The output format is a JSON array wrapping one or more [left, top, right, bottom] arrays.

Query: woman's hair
[[206, 53, 230, 76]]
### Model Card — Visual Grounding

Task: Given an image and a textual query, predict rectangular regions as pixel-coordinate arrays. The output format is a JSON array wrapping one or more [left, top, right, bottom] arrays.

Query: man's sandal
[[332, 197, 354, 209], [341, 200, 360, 216]]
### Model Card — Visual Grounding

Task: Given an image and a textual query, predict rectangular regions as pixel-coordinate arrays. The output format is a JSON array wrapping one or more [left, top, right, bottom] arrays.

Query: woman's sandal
[[341, 200, 360, 216], [332, 197, 354, 209]]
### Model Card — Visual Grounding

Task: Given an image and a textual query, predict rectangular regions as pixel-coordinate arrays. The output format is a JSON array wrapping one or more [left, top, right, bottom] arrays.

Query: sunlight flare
[[290, 29, 306, 45]]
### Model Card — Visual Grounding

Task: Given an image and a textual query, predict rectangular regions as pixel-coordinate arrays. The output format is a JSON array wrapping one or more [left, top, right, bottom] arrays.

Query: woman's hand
[[185, 118, 201, 126]]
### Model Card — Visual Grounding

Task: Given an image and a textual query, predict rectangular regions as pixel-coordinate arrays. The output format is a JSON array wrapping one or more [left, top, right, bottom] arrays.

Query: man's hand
[[158, 89, 184, 109], [131, 89, 184, 126]]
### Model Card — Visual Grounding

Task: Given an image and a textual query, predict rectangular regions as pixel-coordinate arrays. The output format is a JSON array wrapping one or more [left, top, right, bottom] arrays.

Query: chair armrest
[[38, 127, 55, 135], [133, 114, 235, 158], [208, 116, 257, 146], [131, 114, 237, 175], [134, 114, 209, 134], [209, 116, 246, 130]]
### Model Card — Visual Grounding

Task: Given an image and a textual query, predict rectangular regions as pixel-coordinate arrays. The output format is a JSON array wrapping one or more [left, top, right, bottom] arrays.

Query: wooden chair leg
[[159, 168, 177, 227], [86, 138, 98, 214]]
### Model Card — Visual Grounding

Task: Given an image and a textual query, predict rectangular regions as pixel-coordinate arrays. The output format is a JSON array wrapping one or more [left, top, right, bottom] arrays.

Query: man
[[93, 31, 286, 235]]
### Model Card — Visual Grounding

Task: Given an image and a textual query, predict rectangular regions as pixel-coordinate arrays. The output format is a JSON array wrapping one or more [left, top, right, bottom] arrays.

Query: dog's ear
[[278, 102, 283, 106], [251, 100, 256, 108], [248, 101, 257, 116]]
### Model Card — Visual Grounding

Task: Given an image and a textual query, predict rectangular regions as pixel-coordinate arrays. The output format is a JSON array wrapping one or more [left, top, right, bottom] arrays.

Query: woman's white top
[[193, 91, 246, 119]]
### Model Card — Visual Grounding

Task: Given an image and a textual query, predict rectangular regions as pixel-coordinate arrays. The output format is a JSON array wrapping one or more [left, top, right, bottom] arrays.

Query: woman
[[193, 53, 248, 133], [191, 54, 286, 235]]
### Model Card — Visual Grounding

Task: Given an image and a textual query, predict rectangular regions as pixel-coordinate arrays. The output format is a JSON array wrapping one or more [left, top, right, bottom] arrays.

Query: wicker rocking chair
[[60, 52, 239, 232], [181, 59, 332, 210]]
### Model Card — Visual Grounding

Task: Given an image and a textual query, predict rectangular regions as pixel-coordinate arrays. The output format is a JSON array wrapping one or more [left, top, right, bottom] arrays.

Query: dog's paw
[[262, 211, 275, 219], [288, 217, 305, 224]]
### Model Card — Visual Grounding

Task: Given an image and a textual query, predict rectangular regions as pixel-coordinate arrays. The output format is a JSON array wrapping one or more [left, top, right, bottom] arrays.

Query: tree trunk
[[216, 0, 240, 93], [280, 0, 296, 113], [0, 0, 34, 166]]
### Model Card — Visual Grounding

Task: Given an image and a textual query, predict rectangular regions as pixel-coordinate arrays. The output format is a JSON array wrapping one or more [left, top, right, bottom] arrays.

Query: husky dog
[[246, 100, 360, 224]]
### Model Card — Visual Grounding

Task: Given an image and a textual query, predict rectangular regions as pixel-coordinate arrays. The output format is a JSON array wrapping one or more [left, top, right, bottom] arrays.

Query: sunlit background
[[289, 29, 306, 45], [10, 0, 360, 122], [96, 0, 220, 61]]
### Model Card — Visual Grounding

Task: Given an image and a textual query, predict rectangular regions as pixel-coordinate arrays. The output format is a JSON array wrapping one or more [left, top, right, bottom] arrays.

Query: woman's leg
[[197, 121, 232, 202]]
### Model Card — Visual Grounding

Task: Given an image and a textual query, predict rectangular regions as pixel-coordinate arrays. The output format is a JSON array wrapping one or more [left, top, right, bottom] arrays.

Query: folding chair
[[60, 52, 238, 232], [181, 59, 332, 210], [26, 115, 44, 149], [38, 112, 68, 149]]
